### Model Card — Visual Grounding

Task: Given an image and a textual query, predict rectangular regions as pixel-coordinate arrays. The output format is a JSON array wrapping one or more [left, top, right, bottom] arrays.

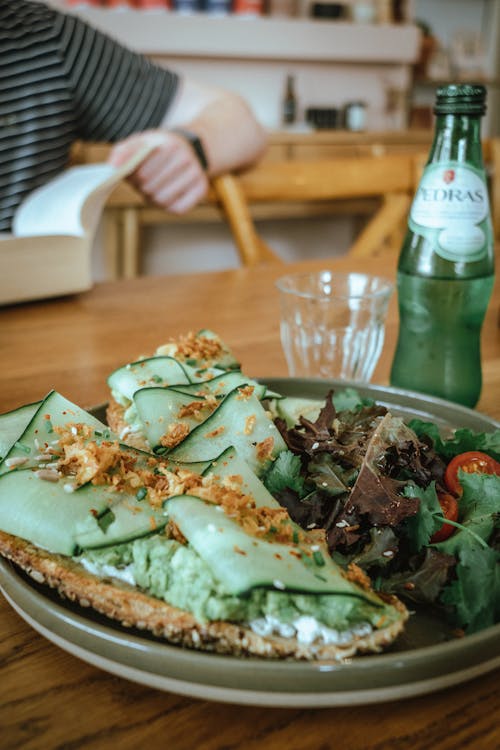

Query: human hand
[[108, 130, 209, 214]]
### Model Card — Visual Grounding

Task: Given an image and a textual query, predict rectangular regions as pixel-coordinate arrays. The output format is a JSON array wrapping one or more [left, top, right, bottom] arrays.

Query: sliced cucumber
[[155, 329, 240, 370], [276, 397, 323, 428], [107, 356, 226, 405], [108, 357, 191, 403], [195, 329, 240, 370], [133, 387, 220, 450], [0, 469, 113, 555], [0, 391, 107, 475], [203, 446, 280, 508], [74, 492, 169, 550], [0, 400, 42, 461], [167, 494, 383, 604], [275, 389, 369, 428], [166, 370, 267, 401], [166, 387, 287, 476], [163, 457, 212, 475]]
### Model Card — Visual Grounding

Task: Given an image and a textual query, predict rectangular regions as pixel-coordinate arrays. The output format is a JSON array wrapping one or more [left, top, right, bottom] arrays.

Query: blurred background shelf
[[50, 10, 420, 63]]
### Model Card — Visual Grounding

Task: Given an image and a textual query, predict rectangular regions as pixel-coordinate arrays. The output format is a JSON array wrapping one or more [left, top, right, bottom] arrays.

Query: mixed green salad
[[264, 389, 500, 634], [105, 330, 499, 635]]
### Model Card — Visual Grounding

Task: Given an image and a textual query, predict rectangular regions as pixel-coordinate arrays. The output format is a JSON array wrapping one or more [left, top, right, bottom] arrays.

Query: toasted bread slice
[[0, 530, 408, 661]]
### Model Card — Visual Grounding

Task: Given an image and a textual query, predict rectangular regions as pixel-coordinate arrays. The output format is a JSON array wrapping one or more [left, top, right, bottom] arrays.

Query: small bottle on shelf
[[282, 74, 297, 126]]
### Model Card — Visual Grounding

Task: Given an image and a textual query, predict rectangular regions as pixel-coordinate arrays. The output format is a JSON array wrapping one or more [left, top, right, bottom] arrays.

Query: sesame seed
[[34, 469, 60, 483], [5, 456, 29, 468]]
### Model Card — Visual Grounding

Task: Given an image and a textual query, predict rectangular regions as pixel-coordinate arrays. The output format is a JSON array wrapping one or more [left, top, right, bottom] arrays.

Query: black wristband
[[171, 128, 209, 172]]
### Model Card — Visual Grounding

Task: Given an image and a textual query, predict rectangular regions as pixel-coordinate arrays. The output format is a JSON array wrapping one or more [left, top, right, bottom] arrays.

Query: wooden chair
[[211, 153, 421, 265], [213, 137, 500, 264], [71, 136, 499, 277], [70, 138, 429, 278]]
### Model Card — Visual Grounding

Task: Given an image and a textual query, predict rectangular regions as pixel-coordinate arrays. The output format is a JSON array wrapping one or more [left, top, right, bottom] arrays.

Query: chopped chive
[[136, 487, 147, 501], [151, 374, 163, 383], [97, 508, 116, 533], [46, 420, 54, 434], [94, 429, 103, 437], [313, 550, 325, 567], [185, 359, 197, 366], [14, 441, 31, 454], [153, 445, 168, 455], [292, 530, 299, 544], [314, 573, 327, 582], [269, 525, 277, 533]]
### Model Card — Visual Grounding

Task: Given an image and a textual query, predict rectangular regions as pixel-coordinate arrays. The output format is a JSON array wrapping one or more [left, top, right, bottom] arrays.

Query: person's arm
[[108, 79, 267, 214]]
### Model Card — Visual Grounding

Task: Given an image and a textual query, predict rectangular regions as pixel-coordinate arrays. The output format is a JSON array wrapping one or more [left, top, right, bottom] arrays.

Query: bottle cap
[[434, 83, 487, 115]]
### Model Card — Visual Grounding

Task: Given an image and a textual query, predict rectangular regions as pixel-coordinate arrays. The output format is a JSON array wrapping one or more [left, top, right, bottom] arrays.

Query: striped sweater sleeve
[[0, 0, 179, 232], [57, 13, 179, 142]]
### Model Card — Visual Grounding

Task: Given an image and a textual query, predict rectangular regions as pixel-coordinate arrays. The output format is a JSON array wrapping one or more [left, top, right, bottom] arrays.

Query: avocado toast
[[0, 381, 407, 661]]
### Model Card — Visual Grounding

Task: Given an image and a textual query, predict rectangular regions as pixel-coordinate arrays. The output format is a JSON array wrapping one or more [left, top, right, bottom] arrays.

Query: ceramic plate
[[1, 378, 499, 707]]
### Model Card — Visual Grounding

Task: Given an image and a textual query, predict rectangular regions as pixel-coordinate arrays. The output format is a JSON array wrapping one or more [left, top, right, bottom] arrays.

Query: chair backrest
[[211, 153, 422, 265], [70, 137, 499, 274], [212, 139, 500, 266]]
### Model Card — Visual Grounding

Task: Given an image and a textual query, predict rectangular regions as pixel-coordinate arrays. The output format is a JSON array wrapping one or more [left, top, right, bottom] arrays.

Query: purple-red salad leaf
[[351, 527, 400, 569], [377, 547, 456, 605]]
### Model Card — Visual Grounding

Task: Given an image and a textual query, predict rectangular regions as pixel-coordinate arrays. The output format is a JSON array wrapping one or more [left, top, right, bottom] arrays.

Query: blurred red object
[[134, 0, 170, 7], [233, 0, 263, 14]]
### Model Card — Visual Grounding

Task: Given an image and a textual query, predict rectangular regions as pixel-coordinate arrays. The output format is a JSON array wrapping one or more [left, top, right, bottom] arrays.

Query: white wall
[[153, 56, 411, 131], [412, 0, 500, 137]]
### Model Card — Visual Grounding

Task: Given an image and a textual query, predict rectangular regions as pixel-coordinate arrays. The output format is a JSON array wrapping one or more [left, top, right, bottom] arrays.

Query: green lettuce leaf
[[403, 482, 444, 552], [333, 388, 374, 413], [408, 420, 500, 462], [263, 450, 305, 496], [306, 453, 355, 497], [435, 472, 500, 556], [440, 546, 500, 632]]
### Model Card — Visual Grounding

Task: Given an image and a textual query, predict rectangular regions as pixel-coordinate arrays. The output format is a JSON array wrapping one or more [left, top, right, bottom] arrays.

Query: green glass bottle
[[390, 83, 494, 408]]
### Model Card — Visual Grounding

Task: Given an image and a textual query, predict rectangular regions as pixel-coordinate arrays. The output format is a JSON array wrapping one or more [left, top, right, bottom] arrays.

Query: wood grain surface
[[1, 255, 499, 750]]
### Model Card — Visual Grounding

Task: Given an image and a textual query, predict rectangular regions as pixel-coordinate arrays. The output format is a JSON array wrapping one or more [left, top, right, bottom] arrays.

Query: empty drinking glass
[[276, 270, 394, 382]]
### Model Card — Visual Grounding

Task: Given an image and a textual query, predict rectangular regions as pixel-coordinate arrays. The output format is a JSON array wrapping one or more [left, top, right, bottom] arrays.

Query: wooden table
[[1, 255, 499, 750]]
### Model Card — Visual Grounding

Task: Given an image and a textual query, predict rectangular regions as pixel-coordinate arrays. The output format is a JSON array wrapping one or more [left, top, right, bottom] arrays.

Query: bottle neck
[[428, 113, 484, 167]]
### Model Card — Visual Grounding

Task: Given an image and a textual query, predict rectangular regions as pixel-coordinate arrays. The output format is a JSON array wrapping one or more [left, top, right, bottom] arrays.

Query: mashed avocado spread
[[78, 535, 398, 638]]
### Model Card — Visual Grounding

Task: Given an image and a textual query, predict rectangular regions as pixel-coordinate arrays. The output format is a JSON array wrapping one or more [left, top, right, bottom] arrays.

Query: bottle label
[[408, 161, 492, 262]]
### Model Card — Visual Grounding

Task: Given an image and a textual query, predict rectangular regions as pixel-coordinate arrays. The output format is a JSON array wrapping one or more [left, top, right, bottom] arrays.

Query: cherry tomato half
[[444, 451, 500, 496], [430, 492, 459, 543]]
